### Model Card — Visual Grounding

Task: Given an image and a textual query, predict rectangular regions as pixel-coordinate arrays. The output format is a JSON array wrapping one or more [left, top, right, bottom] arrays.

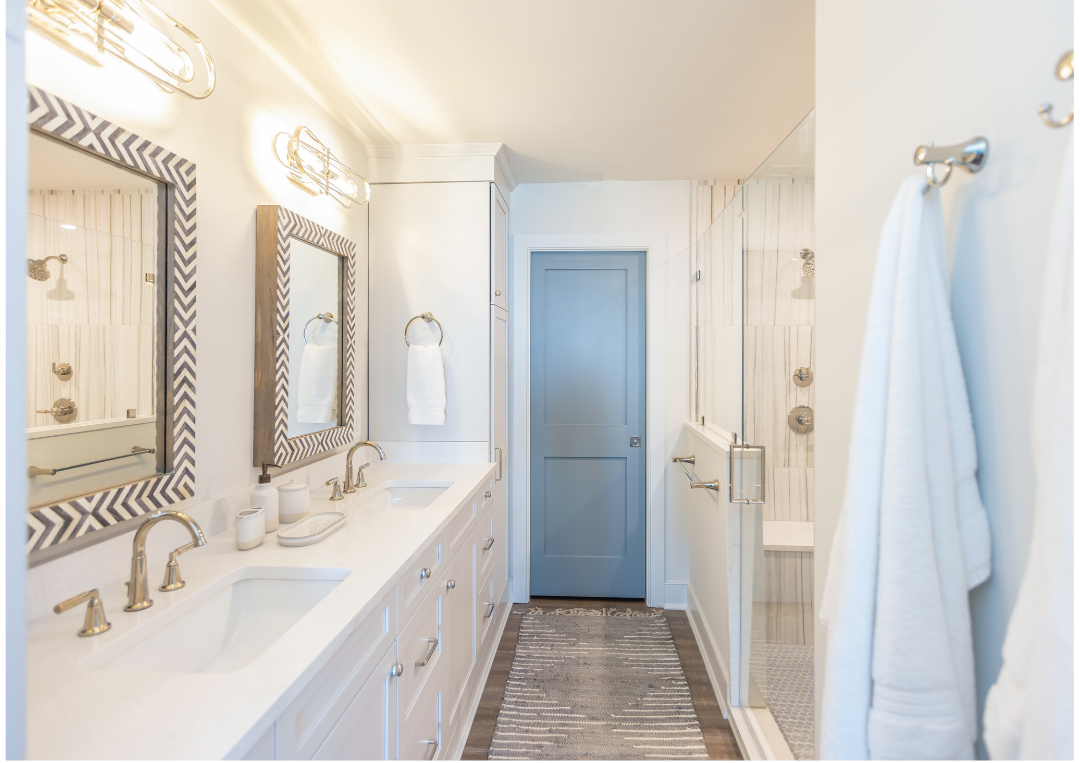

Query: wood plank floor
[[461, 598, 743, 760]]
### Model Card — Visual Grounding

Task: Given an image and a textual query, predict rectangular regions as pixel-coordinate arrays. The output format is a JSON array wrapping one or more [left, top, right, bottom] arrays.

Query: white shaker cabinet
[[312, 642, 399, 761], [490, 189, 508, 311], [442, 539, 477, 729]]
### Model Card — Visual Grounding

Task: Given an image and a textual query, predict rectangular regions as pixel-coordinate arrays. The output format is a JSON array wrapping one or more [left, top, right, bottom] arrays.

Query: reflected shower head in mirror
[[28, 253, 67, 281]]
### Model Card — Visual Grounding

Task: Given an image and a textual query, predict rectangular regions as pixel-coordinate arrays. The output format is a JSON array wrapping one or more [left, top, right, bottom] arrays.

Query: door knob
[[390, 662, 403, 677], [446, 579, 456, 590]]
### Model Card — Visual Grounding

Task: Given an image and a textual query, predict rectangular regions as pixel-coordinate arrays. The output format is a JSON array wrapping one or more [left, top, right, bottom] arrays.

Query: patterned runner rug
[[489, 607, 709, 760]]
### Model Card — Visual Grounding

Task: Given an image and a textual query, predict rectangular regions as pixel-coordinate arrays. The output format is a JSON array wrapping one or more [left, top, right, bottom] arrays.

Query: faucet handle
[[160, 541, 197, 592], [54, 589, 111, 637], [357, 463, 371, 488], [326, 477, 344, 501]]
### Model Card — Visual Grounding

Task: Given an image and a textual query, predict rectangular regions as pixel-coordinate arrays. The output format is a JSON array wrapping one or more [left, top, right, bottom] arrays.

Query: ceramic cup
[[236, 507, 266, 551], [278, 480, 311, 524]]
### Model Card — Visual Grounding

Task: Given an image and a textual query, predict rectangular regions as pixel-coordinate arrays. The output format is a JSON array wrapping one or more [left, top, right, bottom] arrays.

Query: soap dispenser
[[252, 462, 280, 532]]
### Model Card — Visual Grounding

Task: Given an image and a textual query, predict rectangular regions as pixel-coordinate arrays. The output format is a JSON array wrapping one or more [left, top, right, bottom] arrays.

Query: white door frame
[[510, 233, 668, 606]]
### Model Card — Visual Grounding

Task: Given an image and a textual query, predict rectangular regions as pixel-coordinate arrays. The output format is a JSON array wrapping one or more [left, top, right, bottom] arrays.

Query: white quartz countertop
[[27, 461, 495, 760]]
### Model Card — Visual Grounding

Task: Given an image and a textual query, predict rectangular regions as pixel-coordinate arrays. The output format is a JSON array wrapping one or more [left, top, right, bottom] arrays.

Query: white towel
[[296, 342, 338, 423], [407, 344, 446, 425], [983, 135, 1073, 760], [820, 175, 991, 760]]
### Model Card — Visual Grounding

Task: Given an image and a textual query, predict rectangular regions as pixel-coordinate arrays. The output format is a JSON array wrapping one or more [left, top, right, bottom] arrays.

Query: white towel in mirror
[[407, 344, 446, 425], [297, 342, 339, 423]]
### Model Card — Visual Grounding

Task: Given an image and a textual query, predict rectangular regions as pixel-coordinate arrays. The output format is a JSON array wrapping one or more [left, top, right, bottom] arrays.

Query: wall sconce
[[26, 0, 215, 99], [272, 126, 370, 209]]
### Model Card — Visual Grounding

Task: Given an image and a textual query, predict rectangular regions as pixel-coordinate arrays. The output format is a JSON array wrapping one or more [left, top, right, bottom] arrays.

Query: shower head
[[28, 254, 67, 281], [799, 248, 814, 278]]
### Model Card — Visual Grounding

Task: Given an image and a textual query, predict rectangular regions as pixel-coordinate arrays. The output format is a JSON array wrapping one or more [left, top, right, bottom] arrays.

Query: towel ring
[[303, 312, 338, 345], [404, 312, 444, 347]]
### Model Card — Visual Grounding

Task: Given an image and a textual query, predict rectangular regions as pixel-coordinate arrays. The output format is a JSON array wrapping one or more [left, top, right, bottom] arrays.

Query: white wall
[[508, 180, 692, 605], [20, 0, 370, 609], [815, 1, 1073, 756], [5, 1, 28, 756]]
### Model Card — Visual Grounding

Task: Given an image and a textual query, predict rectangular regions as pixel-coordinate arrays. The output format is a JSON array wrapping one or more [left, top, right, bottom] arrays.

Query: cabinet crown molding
[[365, 143, 518, 192]]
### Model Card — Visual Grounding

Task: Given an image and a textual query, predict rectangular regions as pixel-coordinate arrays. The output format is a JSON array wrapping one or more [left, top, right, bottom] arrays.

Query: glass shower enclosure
[[692, 110, 816, 760]]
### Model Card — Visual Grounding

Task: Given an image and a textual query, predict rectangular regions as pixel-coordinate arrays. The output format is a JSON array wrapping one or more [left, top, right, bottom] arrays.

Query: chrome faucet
[[124, 510, 206, 612], [344, 441, 385, 493]]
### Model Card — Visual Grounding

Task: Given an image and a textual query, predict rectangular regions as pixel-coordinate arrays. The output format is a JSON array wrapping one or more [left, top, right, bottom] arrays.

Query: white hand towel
[[820, 175, 991, 760], [983, 135, 1073, 760], [407, 344, 446, 425], [296, 342, 338, 423]]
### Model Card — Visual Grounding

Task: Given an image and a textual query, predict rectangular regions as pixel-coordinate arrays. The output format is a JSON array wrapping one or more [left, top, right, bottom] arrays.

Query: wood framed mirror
[[25, 86, 196, 556], [254, 206, 357, 468]]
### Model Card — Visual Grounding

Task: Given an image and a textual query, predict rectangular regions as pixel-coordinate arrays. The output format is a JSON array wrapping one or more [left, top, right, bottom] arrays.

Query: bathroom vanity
[[27, 462, 511, 760]]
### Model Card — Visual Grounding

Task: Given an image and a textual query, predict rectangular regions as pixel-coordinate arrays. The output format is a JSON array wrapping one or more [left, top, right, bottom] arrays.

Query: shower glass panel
[[694, 110, 815, 759], [693, 181, 743, 438], [742, 110, 816, 760]]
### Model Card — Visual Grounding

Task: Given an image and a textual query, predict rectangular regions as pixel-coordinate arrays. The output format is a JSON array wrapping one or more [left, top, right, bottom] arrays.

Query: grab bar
[[28, 446, 156, 477], [672, 455, 721, 491]]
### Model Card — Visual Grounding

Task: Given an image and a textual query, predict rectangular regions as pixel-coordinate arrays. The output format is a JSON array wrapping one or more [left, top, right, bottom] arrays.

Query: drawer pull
[[485, 602, 495, 618], [446, 579, 456, 590], [418, 637, 439, 667], [423, 740, 439, 760], [485, 490, 492, 499], [390, 662, 403, 677], [420, 567, 432, 582], [483, 537, 495, 551]]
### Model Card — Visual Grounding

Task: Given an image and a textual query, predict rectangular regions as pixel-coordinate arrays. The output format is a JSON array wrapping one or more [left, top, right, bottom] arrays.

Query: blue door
[[530, 251, 646, 598]]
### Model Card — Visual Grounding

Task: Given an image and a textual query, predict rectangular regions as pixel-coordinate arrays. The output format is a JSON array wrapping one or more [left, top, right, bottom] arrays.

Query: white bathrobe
[[982, 136, 1073, 760], [820, 176, 991, 760]]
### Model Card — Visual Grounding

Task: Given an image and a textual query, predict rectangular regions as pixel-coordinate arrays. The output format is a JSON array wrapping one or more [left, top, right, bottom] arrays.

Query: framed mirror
[[254, 206, 356, 467], [26, 86, 196, 555]]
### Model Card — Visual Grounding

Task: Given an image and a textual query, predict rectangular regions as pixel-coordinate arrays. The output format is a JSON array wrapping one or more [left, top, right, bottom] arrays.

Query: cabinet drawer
[[399, 583, 442, 730], [477, 504, 496, 581], [398, 662, 444, 762], [400, 533, 444, 627], [277, 587, 397, 760], [445, 493, 478, 560], [476, 564, 498, 654], [312, 641, 399, 760]]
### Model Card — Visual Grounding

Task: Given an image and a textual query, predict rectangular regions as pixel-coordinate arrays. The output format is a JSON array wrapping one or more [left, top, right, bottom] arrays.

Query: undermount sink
[[360, 480, 450, 511], [85, 567, 349, 674]]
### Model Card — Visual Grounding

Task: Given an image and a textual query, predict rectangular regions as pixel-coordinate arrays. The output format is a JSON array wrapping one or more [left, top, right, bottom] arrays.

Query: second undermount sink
[[359, 480, 451, 511], [85, 566, 350, 674]]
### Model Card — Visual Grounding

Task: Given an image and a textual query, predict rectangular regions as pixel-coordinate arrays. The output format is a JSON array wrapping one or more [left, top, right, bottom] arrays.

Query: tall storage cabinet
[[368, 169, 511, 756]]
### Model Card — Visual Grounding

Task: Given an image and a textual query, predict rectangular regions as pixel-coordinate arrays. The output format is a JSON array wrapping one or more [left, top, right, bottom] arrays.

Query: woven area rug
[[488, 607, 708, 760]]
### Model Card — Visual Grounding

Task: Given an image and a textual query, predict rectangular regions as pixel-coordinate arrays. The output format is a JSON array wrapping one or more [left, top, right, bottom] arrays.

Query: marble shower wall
[[743, 178, 815, 522], [27, 190, 158, 431], [693, 179, 743, 436]]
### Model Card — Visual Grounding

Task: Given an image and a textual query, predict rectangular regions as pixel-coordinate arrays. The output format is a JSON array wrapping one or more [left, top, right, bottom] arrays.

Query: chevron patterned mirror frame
[[26, 86, 196, 555], [253, 205, 357, 469]]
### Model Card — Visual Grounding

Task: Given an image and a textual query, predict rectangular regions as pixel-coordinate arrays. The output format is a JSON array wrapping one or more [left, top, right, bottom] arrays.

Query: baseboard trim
[[664, 582, 687, 610], [686, 584, 731, 719], [445, 585, 512, 760]]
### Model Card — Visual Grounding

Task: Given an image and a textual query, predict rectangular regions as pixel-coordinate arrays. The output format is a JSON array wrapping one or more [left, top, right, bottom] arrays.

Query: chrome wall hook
[[914, 137, 989, 193], [1037, 51, 1074, 128]]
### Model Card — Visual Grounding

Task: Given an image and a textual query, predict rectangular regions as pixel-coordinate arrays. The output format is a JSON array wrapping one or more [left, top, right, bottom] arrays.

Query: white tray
[[277, 511, 347, 547]]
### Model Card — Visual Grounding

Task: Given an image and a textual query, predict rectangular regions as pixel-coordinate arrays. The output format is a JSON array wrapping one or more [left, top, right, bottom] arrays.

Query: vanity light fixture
[[26, 0, 216, 99], [272, 126, 370, 209]]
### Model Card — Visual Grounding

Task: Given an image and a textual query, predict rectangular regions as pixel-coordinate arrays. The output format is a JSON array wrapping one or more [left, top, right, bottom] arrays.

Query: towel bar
[[404, 312, 444, 347]]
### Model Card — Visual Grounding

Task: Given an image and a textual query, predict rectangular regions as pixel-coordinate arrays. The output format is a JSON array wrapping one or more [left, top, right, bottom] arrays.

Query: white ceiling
[[216, 0, 815, 183]]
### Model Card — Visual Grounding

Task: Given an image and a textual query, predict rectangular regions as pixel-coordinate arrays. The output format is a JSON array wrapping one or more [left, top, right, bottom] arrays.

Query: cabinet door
[[312, 642, 398, 761], [490, 186, 508, 311], [491, 307, 509, 590], [441, 539, 476, 727]]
